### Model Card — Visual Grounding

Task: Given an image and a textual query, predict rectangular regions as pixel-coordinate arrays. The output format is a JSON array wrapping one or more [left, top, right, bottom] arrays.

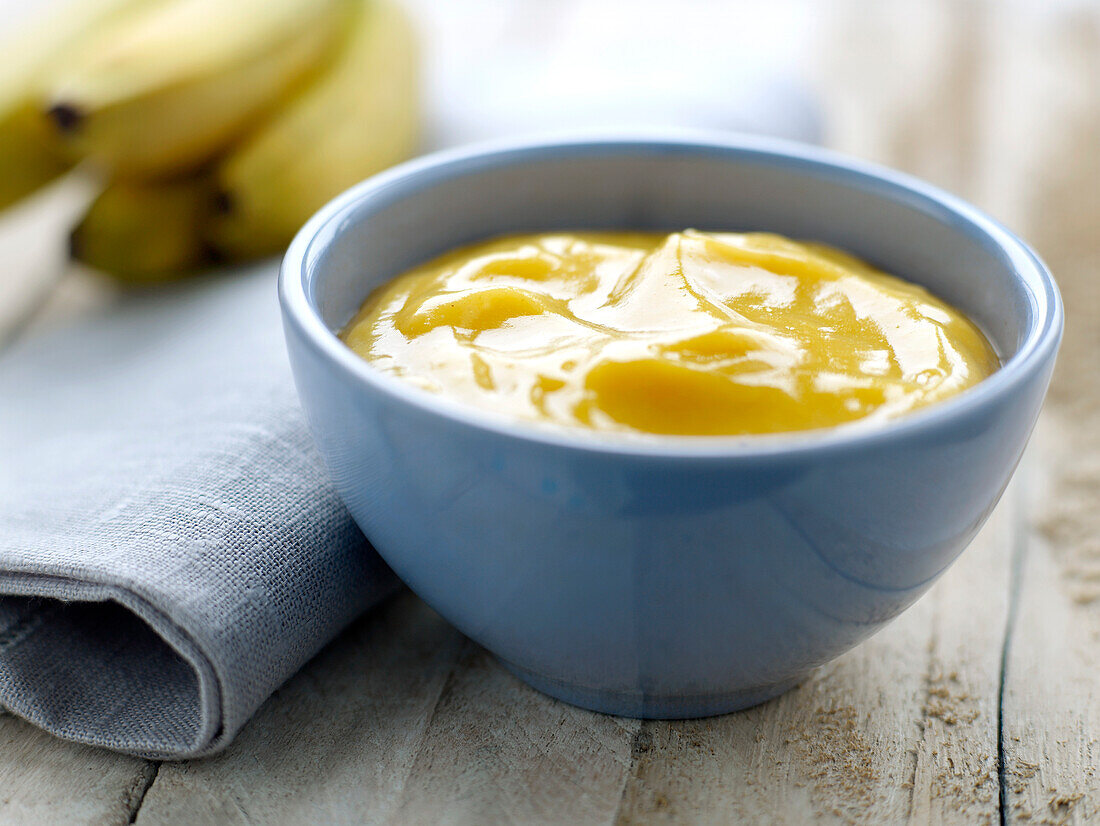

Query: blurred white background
[[1, 0, 823, 149], [399, 0, 821, 147]]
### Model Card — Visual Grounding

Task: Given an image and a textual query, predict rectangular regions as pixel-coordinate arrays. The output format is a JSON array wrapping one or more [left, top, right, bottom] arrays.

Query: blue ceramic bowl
[[280, 133, 1062, 717]]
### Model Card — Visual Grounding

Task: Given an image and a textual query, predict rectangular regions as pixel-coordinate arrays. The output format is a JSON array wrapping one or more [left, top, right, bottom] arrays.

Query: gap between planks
[[974, 3, 1100, 823]]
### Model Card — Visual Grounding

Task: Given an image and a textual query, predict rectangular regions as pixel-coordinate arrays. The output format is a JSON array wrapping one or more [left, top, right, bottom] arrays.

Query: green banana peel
[[0, 103, 72, 212], [71, 177, 218, 284]]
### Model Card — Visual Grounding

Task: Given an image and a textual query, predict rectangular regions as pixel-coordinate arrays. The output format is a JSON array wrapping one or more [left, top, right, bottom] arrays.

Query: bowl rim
[[279, 129, 1064, 459]]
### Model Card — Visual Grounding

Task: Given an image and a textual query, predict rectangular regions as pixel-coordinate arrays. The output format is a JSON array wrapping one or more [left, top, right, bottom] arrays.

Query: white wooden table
[[1, 2, 1098, 823]]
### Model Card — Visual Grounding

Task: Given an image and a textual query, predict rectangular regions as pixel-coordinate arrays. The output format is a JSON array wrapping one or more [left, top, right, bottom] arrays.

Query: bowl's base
[[498, 659, 812, 719]]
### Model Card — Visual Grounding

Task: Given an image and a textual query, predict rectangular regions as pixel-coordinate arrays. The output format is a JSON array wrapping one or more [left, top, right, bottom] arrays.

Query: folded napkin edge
[[0, 572, 223, 758]]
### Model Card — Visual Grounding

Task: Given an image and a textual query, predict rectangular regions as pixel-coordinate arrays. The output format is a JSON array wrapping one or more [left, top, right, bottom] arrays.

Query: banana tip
[[47, 103, 84, 133], [212, 190, 234, 214], [67, 229, 83, 261], [202, 243, 226, 265]]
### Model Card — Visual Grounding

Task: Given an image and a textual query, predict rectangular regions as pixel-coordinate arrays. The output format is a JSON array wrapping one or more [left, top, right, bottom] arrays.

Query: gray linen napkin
[[0, 265, 399, 758]]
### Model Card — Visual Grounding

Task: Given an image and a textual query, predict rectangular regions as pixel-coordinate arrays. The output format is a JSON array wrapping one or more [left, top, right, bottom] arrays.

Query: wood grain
[[992, 6, 1100, 824], [387, 647, 639, 825], [0, 713, 152, 825]]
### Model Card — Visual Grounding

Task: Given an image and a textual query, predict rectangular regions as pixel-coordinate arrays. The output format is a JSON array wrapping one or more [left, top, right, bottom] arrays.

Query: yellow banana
[[70, 177, 216, 283], [0, 104, 71, 210], [210, 0, 419, 259], [44, 0, 355, 179], [0, 0, 156, 210]]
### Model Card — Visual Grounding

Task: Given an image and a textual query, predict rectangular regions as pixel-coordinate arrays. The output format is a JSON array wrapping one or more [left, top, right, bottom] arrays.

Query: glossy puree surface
[[342, 231, 998, 436]]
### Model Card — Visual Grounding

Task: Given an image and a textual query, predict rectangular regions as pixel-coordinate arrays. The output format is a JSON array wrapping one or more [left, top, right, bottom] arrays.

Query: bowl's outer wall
[[283, 141, 1060, 711], [285, 320, 1051, 703]]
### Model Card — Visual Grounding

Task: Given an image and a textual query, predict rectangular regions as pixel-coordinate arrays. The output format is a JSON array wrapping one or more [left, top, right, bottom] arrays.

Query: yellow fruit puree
[[342, 231, 998, 436]]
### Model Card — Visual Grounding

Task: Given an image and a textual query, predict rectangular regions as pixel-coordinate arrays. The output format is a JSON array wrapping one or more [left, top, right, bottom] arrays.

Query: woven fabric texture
[[0, 266, 399, 758]]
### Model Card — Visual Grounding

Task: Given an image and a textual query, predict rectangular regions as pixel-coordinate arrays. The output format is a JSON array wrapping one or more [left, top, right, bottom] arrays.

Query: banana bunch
[[1, 0, 418, 283], [0, 0, 157, 210]]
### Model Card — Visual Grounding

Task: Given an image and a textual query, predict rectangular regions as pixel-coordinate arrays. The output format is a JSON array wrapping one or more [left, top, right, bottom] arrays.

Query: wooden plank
[[1003, 456, 1100, 825], [0, 712, 153, 826], [387, 646, 640, 825], [134, 594, 467, 825], [996, 5, 1100, 822]]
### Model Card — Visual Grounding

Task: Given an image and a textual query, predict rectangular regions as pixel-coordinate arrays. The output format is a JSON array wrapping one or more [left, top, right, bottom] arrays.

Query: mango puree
[[342, 231, 998, 436]]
